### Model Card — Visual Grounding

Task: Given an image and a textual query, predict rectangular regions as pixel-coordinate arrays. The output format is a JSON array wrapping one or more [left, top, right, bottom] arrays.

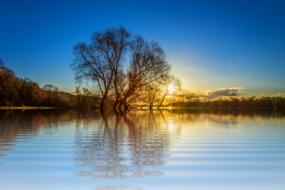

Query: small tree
[[140, 75, 181, 110], [157, 76, 181, 109]]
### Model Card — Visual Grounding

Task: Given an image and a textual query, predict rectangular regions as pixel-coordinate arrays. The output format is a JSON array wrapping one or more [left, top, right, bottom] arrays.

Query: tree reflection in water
[[1, 110, 285, 190], [74, 111, 180, 178]]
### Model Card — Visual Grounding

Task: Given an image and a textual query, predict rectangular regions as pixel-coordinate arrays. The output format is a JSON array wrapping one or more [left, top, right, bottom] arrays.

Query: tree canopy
[[72, 27, 171, 113]]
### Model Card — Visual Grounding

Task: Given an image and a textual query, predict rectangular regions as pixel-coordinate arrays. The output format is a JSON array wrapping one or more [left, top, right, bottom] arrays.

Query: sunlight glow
[[168, 83, 175, 95]]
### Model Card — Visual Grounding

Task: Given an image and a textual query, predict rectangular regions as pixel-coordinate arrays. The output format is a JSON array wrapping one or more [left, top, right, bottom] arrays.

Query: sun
[[168, 83, 175, 95]]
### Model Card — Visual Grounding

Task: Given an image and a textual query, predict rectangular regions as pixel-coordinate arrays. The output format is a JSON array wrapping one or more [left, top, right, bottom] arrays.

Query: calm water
[[1, 110, 285, 190]]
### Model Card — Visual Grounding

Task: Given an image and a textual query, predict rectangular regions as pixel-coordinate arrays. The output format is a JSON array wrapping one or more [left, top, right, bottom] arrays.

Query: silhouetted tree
[[73, 27, 130, 112], [72, 28, 171, 113], [116, 37, 170, 112]]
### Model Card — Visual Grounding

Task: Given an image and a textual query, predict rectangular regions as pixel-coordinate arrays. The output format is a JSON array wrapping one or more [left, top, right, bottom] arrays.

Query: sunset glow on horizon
[[0, 0, 285, 96], [1, 2, 285, 190]]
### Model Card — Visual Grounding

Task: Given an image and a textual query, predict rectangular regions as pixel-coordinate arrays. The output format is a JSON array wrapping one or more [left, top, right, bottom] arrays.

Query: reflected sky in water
[[0, 110, 285, 190]]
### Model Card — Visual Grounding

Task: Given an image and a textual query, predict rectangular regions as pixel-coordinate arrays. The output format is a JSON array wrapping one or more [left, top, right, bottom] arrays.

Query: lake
[[1, 110, 285, 190]]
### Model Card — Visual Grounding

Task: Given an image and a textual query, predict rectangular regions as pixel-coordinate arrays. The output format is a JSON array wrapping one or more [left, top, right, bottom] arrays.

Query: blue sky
[[0, 0, 285, 95]]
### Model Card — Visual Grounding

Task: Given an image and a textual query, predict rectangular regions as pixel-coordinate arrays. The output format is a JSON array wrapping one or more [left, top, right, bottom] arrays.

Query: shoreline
[[0, 106, 57, 110]]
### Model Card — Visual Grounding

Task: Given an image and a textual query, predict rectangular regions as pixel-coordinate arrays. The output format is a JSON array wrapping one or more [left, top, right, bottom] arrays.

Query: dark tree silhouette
[[72, 28, 170, 113], [72, 27, 130, 112], [115, 37, 170, 112]]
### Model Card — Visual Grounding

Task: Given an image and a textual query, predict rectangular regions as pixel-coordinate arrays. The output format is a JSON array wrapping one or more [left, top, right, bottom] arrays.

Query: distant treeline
[[171, 97, 285, 112], [0, 59, 99, 109], [1, 58, 285, 112]]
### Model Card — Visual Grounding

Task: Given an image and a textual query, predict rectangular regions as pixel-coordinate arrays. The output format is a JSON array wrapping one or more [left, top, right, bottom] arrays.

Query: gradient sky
[[0, 0, 285, 95]]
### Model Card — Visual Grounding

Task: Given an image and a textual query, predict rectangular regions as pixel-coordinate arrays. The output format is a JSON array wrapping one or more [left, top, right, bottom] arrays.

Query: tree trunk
[[158, 92, 168, 110], [100, 97, 107, 113], [119, 101, 128, 113], [113, 99, 120, 113], [149, 104, 153, 110]]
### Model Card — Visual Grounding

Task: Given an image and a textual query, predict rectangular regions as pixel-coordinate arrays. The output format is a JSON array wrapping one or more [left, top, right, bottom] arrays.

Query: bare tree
[[72, 28, 172, 113], [140, 75, 181, 110], [145, 84, 160, 110], [157, 76, 181, 109], [72, 27, 130, 112], [116, 37, 170, 112], [103, 28, 130, 112]]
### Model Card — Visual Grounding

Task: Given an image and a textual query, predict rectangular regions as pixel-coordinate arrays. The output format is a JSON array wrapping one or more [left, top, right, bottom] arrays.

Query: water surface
[[0, 110, 285, 190]]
